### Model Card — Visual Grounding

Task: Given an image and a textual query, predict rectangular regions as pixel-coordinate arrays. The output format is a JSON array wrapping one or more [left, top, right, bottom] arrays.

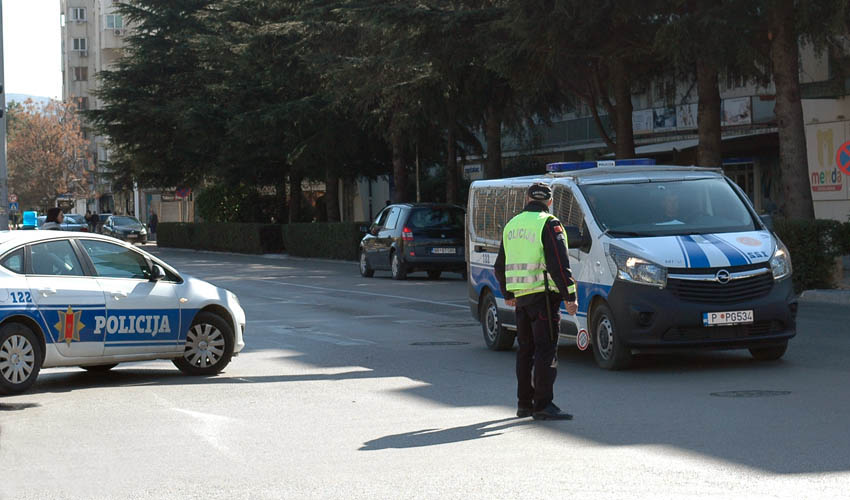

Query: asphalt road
[[2, 248, 850, 499]]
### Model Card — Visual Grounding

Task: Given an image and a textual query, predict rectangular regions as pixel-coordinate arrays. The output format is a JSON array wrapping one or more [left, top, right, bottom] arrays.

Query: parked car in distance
[[61, 214, 90, 232], [359, 203, 466, 280], [96, 213, 112, 233], [101, 215, 148, 243]]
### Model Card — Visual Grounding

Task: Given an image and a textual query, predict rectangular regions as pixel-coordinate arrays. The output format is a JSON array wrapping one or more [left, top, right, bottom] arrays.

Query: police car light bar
[[546, 158, 656, 172]]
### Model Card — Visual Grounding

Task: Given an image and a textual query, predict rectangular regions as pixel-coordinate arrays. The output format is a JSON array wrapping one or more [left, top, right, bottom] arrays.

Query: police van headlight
[[770, 240, 792, 281], [605, 244, 667, 288]]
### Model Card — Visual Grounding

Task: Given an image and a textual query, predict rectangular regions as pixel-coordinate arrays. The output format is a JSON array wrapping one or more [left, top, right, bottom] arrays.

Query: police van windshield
[[580, 178, 757, 237]]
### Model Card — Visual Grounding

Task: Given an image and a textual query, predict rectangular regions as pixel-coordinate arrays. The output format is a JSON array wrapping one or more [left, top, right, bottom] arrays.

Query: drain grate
[[410, 341, 470, 346], [710, 390, 791, 398]]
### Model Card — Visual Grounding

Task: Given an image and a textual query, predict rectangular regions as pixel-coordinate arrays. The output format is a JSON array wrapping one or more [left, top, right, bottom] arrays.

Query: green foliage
[[195, 184, 285, 223], [773, 219, 846, 292], [282, 222, 368, 261], [158, 222, 284, 254]]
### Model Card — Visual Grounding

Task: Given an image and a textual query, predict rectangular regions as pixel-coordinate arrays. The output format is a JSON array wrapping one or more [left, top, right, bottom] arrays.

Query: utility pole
[[0, 0, 9, 230]]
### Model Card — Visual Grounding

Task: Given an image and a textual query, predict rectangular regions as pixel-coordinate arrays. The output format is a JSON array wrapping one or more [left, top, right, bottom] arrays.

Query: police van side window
[[552, 186, 588, 242], [30, 240, 85, 276], [1, 249, 24, 274], [79, 240, 151, 280]]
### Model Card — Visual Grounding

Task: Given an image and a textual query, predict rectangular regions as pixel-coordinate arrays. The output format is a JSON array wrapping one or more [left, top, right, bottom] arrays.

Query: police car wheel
[[590, 303, 631, 370], [391, 252, 407, 280], [359, 251, 374, 278], [0, 322, 42, 395], [82, 364, 119, 373], [481, 291, 515, 350], [173, 312, 234, 376], [748, 341, 787, 361]]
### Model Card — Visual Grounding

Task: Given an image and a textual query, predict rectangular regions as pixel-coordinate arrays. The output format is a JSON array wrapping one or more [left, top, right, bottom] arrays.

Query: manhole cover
[[410, 341, 470, 346], [710, 390, 791, 398]]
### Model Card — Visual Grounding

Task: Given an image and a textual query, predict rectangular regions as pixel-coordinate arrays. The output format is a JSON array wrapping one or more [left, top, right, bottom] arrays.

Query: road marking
[[353, 315, 395, 319], [253, 278, 468, 309]]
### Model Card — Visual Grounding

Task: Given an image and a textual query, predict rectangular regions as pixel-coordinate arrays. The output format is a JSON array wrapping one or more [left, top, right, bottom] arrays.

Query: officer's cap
[[527, 183, 552, 201]]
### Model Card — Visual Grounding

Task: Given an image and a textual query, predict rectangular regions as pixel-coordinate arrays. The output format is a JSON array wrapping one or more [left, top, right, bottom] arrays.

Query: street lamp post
[[0, 0, 9, 230]]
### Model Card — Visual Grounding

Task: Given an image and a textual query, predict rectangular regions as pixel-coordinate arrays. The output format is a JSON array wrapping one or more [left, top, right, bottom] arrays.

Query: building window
[[725, 70, 745, 90], [73, 67, 88, 81], [72, 38, 87, 52], [70, 7, 86, 22], [106, 14, 124, 29]]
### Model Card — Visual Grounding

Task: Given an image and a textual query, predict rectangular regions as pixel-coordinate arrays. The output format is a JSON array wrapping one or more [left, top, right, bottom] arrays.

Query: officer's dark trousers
[[515, 293, 560, 410]]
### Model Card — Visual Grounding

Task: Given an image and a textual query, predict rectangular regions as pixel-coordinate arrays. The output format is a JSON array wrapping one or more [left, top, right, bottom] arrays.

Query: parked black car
[[359, 203, 465, 280], [101, 215, 148, 243]]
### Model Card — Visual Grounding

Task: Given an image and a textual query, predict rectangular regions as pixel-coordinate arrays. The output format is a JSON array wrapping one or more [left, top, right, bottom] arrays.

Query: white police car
[[0, 231, 246, 394], [468, 160, 796, 370]]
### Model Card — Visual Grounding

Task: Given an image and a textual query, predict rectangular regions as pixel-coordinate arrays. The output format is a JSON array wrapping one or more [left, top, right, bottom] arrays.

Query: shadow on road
[[360, 417, 533, 450], [0, 402, 40, 411]]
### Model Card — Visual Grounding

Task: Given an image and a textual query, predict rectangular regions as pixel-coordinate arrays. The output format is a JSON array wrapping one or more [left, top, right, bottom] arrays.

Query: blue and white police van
[[467, 160, 796, 370], [0, 231, 246, 394]]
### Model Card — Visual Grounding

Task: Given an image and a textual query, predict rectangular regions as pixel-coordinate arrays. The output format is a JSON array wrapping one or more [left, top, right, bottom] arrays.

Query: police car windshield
[[580, 178, 757, 237]]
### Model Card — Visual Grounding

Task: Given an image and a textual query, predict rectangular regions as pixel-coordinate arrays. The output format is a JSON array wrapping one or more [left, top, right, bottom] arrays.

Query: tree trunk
[[446, 128, 458, 205], [325, 171, 340, 222], [612, 63, 635, 159], [696, 60, 723, 167], [770, 0, 815, 220], [484, 104, 503, 179], [288, 173, 302, 223], [391, 132, 407, 203]]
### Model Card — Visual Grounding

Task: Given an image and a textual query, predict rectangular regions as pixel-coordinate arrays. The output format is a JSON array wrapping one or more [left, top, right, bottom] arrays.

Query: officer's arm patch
[[553, 224, 563, 233]]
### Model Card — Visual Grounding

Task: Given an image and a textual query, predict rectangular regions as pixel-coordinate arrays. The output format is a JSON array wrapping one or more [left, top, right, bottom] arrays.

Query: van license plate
[[432, 247, 456, 254], [702, 310, 753, 326]]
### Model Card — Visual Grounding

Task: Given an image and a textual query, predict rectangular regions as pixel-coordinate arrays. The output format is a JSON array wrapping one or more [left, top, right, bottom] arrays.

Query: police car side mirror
[[564, 226, 592, 253], [150, 264, 166, 282]]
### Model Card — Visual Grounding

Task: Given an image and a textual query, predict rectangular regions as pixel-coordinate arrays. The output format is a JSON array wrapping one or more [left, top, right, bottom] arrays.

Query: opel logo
[[715, 269, 731, 284]]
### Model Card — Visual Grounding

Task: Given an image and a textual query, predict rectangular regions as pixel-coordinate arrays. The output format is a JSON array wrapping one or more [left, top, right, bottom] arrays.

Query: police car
[[0, 231, 246, 395], [467, 160, 796, 370]]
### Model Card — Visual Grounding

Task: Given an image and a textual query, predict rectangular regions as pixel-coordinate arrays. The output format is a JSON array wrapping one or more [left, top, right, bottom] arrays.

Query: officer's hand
[[505, 298, 516, 308], [565, 301, 578, 316]]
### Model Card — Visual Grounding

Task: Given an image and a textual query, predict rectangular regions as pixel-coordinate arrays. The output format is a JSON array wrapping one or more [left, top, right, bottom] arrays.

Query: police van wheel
[[174, 312, 234, 376], [0, 322, 42, 395], [481, 291, 515, 351], [748, 341, 787, 361], [391, 252, 407, 280], [591, 303, 631, 370], [82, 364, 119, 373], [359, 251, 374, 278]]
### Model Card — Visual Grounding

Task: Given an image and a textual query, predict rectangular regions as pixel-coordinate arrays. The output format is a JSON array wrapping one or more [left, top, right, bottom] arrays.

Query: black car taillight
[[402, 227, 414, 242]]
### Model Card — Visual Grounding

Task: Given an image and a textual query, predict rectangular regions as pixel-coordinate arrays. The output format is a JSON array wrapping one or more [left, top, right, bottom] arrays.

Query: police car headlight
[[770, 240, 792, 281], [605, 245, 667, 288]]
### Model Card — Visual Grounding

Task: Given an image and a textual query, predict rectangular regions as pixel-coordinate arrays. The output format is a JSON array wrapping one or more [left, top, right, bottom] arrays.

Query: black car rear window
[[407, 207, 464, 230]]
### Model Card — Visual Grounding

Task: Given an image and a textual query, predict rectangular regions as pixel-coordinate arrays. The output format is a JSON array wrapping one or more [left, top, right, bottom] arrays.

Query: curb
[[798, 289, 850, 305], [146, 245, 357, 265]]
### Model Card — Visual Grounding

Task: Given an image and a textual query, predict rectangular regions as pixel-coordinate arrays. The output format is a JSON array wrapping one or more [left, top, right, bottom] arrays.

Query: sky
[[2, 0, 62, 98]]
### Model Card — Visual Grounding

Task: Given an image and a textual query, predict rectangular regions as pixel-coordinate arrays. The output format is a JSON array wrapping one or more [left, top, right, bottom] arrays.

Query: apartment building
[[465, 41, 850, 220]]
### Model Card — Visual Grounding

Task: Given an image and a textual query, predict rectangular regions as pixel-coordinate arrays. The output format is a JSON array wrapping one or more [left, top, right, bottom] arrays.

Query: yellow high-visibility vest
[[503, 211, 575, 297]]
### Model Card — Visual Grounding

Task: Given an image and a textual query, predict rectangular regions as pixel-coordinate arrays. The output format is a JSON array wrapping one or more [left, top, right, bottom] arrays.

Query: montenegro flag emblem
[[55, 306, 85, 345]]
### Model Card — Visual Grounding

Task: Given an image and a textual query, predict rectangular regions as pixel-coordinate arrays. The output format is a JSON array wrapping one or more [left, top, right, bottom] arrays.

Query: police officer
[[495, 183, 578, 421]]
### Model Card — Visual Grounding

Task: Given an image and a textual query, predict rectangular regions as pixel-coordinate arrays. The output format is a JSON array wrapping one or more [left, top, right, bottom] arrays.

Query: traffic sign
[[8, 202, 18, 212], [8, 194, 17, 203], [837, 141, 850, 176]]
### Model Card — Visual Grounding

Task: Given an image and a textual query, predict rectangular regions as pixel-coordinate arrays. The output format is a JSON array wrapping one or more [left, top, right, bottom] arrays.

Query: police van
[[0, 231, 246, 394], [466, 160, 796, 369]]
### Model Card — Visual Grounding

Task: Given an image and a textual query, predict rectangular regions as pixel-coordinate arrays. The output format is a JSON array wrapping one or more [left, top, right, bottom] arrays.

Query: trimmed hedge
[[282, 222, 368, 260], [158, 223, 284, 254], [157, 221, 367, 260], [773, 218, 848, 293]]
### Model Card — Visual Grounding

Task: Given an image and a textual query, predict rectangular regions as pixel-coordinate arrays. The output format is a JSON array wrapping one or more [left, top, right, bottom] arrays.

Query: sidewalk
[[799, 255, 850, 305]]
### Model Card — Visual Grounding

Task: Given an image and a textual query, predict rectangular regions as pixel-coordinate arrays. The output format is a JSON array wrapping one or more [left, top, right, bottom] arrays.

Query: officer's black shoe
[[517, 406, 534, 418], [532, 403, 573, 421]]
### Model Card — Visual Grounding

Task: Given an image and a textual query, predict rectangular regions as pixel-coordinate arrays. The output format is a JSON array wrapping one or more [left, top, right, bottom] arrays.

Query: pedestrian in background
[[495, 183, 578, 421], [149, 211, 159, 242], [42, 207, 65, 231]]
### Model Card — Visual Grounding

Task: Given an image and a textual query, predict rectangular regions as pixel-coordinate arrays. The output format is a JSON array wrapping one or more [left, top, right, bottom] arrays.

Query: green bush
[[158, 222, 284, 254], [282, 222, 368, 261], [773, 218, 844, 292]]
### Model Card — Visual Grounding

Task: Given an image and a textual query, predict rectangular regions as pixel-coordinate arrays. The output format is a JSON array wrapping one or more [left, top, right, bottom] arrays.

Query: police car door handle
[[38, 287, 56, 297], [110, 291, 128, 300]]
